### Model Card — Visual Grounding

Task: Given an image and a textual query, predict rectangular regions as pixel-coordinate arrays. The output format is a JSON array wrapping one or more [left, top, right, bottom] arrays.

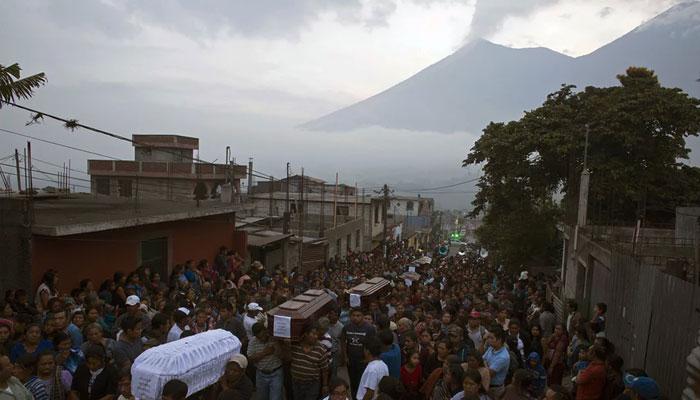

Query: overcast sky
[[0, 0, 685, 208]]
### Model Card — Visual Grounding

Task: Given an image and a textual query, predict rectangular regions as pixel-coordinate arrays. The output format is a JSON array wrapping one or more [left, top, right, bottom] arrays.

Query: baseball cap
[[125, 295, 140, 306], [247, 303, 263, 311], [177, 307, 190, 316], [624, 375, 659, 400], [228, 354, 248, 369], [469, 310, 481, 319]]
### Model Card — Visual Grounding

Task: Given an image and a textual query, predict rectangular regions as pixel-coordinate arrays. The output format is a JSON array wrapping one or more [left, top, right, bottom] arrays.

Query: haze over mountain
[[303, 1, 700, 135]]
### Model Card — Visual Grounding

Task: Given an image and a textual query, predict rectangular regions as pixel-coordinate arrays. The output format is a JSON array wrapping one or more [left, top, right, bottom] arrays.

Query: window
[[118, 179, 132, 198], [347, 234, 351, 251], [336, 205, 349, 216], [96, 178, 110, 195], [336, 239, 342, 256], [355, 229, 361, 248], [406, 201, 414, 211], [374, 204, 380, 223], [291, 203, 297, 214]]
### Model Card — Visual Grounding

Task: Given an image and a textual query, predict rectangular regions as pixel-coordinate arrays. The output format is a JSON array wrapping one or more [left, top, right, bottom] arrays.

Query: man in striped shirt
[[247, 323, 283, 400], [13, 353, 49, 400], [289, 324, 329, 400]]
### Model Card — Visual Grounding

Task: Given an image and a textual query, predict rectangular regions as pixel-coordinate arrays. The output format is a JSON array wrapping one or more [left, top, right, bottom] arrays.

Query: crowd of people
[[0, 240, 663, 400]]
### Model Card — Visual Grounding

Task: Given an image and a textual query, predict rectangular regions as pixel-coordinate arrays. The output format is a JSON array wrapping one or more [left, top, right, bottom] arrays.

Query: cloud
[[468, 0, 559, 39], [598, 6, 614, 18]]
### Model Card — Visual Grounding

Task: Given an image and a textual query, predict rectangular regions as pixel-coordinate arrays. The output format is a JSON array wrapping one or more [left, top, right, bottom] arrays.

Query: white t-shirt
[[356, 359, 388, 400], [167, 324, 184, 342], [243, 315, 258, 340], [468, 325, 488, 350]]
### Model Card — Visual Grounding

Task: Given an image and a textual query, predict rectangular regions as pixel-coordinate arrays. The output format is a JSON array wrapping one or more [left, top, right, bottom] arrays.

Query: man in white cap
[[214, 354, 253, 400], [114, 295, 151, 338], [167, 308, 191, 343], [244, 303, 263, 341]]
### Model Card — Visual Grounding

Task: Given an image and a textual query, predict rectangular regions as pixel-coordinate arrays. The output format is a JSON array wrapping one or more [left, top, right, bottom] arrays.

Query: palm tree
[[0, 63, 46, 108]]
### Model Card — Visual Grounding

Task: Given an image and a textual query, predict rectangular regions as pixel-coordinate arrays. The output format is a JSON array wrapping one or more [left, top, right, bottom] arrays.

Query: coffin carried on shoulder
[[131, 329, 241, 400], [348, 277, 391, 309], [267, 289, 334, 340]]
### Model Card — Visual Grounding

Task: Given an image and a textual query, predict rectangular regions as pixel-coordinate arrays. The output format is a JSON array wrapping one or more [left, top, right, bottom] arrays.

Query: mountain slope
[[303, 1, 700, 133]]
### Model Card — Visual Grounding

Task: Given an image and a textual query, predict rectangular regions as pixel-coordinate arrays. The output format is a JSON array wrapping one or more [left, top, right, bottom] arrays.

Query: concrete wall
[[251, 194, 380, 252], [0, 199, 33, 293], [325, 218, 364, 259], [134, 148, 194, 163], [31, 213, 239, 293], [91, 176, 235, 201], [388, 198, 434, 218]]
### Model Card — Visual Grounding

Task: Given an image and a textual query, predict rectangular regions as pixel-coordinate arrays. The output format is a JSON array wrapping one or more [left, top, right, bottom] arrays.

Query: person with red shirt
[[575, 345, 608, 400], [400, 351, 422, 400]]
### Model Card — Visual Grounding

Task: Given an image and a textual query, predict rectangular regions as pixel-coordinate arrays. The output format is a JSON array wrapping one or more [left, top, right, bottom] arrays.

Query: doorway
[[140, 237, 168, 280]]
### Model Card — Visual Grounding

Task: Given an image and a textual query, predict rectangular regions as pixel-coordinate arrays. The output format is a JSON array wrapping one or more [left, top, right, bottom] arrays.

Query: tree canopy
[[464, 67, 700, 268], [0, 63, 46, 108]]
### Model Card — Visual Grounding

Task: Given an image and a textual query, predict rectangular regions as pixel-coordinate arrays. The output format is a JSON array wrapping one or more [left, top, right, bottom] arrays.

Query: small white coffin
[[131, 329, 241, 400]]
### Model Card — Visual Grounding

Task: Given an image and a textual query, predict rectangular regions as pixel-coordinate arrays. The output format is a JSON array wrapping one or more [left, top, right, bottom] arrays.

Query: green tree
[[0, 63, 46, 108], [464, 67, 700, 268]]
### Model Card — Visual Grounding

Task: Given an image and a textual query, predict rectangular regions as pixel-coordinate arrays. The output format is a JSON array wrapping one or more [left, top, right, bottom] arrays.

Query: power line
[[2, 101, 277, 179], [393, 178, 480, 193], [0, 126, 272, 195], [32, 157, 89, 176], [1, 170, 91, 191], [0, 128, 120, 160]]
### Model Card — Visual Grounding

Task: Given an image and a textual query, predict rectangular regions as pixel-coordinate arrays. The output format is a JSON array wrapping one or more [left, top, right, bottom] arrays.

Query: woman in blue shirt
[[10, 324, 53, 363]]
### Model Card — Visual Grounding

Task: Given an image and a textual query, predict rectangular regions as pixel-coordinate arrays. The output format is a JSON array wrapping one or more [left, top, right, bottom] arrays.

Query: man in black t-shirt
[[341, 308, 376, 398], [70, 345, 118, 400]]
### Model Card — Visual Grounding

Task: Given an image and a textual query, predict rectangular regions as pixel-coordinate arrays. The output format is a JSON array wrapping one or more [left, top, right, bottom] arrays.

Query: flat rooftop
[[31, 194, 240, 236]]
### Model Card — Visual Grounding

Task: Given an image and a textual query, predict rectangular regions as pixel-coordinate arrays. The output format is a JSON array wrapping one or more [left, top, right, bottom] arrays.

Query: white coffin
[[131, 329, 241, 400]]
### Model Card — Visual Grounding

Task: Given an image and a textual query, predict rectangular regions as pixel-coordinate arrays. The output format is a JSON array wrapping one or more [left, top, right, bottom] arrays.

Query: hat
[[177, 307, 190, 316], [228, 354, 248, 369], [469, 310, 481, 319], [224, 280, 236, 290], [247, 303, 263, 312], [519, 271, 529, 281], [624, 375, 659, 400], [125, 295, 140, 306], [527, 352, 541, 363]]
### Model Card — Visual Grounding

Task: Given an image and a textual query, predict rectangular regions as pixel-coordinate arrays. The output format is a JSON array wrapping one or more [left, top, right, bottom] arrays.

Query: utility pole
[[14, 149, 21, 193], [269, 175, 274, 217], [382, 184, 389, 261], [344, 180, 348, 221], [333, 172, 338, 228], [284, 162, 290, 234], [320, 184, 326, 237], [354, 182, 358, 218], [247, 158, 254, 194], [225, 146, 231, 182], [286, 163, 290, 213], [26, 142, 33, 196], [298, 168, 304, 271], [23, 148, 27, 192], [361, 187, 366, 250]]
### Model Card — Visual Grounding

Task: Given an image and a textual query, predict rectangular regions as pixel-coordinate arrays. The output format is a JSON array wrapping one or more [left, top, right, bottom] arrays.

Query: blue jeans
[[292, 379, 320, 400], [256, 368, 283, 400]]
